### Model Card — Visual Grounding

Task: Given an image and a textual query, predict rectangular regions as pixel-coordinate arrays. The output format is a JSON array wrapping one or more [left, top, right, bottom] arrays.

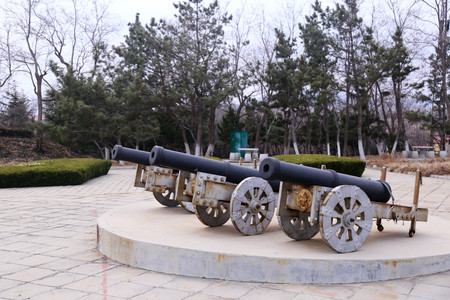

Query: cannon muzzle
[[112, 145, 152, 166], [259, 157, 391, 203], [150, 146, 279, 192]]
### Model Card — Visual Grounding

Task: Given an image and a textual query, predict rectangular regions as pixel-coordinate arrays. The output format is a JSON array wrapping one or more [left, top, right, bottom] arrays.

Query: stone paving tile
[[93, 265, 147, 281], [0, 167, 448, 300], [303, 284, 358, 299], [33, 271, 87, 287], [12, 254, 60, 267], [38, 258, 86, 271], [0, 251, 30, 263], [349, 289, 408, 300], [292, 294, 336, 300], [43, 246, 92, 258], [19, 244, 62, 255], [409, 283, 450, 299], [133, 287, 190, 300], [62, 275, 121, 293], [185, 293, 231, 300], [360, 277, 415, 294], [2, 266, 57, 282], [67, 262, 114, 276], [264, 282, 317, 293], [0, 282, 54, 299], [161, 276, 217, 292], [31, 288, 88, 300], [0, 278, 22, 292], [240, 287, 298, 300], [77, 293, 123, 300], [128, 270, 176, 286], [196, 280, 257, 298], [70, 249, 105, 261], [102, 281, 154, 298], [0, 241, 37, 251]]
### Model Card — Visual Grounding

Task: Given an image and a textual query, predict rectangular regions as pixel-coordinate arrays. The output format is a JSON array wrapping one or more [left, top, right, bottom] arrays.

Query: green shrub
[[273, 154, 366, 177], [0, 158, 112, 188]]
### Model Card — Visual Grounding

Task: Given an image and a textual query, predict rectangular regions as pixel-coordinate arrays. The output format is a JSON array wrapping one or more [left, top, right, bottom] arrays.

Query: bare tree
[[4, 0, 116, 150], [386, 0, 419, 154], [418, 0, 450, 121], [243, 7, 277, 154], [6, 0, 52, 150], [0, 26, 14, 89], [42, 0, 116, 77]]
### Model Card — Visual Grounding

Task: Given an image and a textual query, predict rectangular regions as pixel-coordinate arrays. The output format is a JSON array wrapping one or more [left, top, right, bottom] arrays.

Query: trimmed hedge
[[273, 154, 366, 177], [0, 158, 112, 188]]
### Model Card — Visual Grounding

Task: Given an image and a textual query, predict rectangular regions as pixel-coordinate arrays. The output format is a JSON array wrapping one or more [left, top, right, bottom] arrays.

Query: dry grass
[[0, 137, 79, 167], [366, 153, 450, 177]]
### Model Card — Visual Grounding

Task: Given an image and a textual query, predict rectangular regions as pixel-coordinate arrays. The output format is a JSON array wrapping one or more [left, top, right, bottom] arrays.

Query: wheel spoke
[[230, 178, 276, 235], [320, 186, 373, 253], [258, 196, 271, 205], [194, 203, 229, 227]]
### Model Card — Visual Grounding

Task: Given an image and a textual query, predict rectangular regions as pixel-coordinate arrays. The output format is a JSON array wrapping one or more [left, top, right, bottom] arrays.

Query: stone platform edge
[[97, 212, 450, 284]]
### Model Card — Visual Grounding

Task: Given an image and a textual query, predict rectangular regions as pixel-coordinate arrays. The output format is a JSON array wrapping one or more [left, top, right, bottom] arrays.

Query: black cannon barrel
[[149, 146, 279, 192], [112, 145, 152, 166], [259, 157, 392, 203]]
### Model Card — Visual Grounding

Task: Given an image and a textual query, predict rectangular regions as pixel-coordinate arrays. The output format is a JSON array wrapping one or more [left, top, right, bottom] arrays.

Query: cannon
[[259, 157, 428, 253], [112, 145, 195, 212], [149, 146, 280, 235]]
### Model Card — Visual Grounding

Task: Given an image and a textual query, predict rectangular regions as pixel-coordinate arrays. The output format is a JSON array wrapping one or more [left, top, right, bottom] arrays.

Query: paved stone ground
[[0, 166, 449, 299]]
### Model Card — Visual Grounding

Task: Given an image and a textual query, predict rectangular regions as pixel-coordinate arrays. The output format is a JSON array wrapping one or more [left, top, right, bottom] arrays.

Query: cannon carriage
[[259, 158, 429, 253], [112, 145, 195, 212], [149, 146, 279, 235], [112, 145, 280, 235]]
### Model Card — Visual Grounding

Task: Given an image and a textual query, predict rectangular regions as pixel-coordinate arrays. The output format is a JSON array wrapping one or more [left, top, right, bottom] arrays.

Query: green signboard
[[230, 131, 248, 157]]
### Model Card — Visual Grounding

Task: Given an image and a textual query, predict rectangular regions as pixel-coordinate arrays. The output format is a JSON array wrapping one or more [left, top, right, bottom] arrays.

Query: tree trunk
[[376, 82, 392, 134], [323, 102, 330, 155], [180, 124, 191, 154], [34, 75, 44, 152], [391, 134, 398, 156], [283, 110, 290, 155], [93, 140, 105, 159], [205, 144, 214, 157], [343, 85, 350, 156], [441, 0, 450, 127], [205, 106, 216, 157], [264, 113, 270, 154], [195, 126, 202, 156], [376, 141, 385, 155], [135, 139, 140, 150], [306, 111, 312, 154], [254, 114, 263, 151], [357, 101, 366, 160], [290, 108, 299, 154], [194, 106, 203, 156]]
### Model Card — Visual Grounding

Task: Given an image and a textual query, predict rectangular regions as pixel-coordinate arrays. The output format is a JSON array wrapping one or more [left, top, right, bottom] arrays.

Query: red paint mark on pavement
[[102, 257, 108, 299]]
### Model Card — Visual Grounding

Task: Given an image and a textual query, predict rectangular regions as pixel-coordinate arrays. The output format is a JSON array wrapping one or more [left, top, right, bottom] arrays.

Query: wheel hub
[[250, 201, 261, 213], [343, 213, 356, 227]]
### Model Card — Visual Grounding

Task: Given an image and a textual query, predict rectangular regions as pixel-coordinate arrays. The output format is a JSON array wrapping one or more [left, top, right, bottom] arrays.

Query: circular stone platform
[[97, 201, 450, 284]]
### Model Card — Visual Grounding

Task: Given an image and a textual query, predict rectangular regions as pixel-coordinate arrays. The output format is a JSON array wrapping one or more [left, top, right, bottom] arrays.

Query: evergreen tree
[[167, 0, 234, 156], [300, 0, 335, 155], [0, 87, 33, 128], [387, 26, 417, 153], [266, 29, 300, 154]]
